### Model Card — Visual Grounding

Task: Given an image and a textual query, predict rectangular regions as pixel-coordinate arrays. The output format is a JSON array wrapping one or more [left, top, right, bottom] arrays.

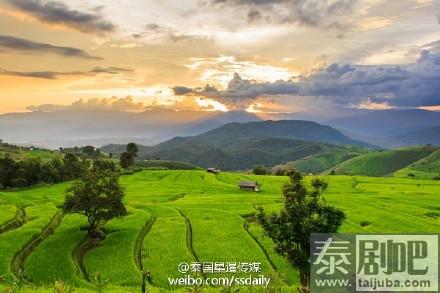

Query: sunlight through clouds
[[185, 55, 298, 88]]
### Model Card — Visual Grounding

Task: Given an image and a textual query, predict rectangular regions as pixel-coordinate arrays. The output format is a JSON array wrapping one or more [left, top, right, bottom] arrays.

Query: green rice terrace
[[0, 170, 440, 292]]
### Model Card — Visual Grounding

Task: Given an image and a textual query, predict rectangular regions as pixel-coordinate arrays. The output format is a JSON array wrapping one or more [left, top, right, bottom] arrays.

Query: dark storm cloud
[[0, 35, 102, 60], [6, 0, 115, 35], [0, 66, 132, 79], [201, 0, 358, 28], [173, 49, 440, 109], [172, 86, 194, 95]]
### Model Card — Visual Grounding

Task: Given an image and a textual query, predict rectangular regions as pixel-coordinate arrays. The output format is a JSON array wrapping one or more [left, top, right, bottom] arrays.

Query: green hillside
[[330, 147, 435, 177], [0, 144, 58, 161], [103, 120, 371, 170], [1, 170, 440, 292], [394, 149, 440, 179], [282, 151, 360, 174], [187, 120, 371, 147], [135, 160, 202, 170]]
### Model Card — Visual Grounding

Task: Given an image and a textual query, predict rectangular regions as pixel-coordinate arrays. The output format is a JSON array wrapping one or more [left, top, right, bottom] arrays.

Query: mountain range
[[102, 120, 368, 170], [327, 109, 440, 147], [1, 108, 439, 149]]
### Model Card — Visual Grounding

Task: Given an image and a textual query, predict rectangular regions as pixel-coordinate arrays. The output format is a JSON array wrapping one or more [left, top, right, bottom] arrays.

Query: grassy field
[[0, 170, 440, 292], [0, 145, 59, 161], [135, 160, 202, 170], [282, 151, 360, 174], [331, 147, 435, 176], [394, 149, 440, 179]]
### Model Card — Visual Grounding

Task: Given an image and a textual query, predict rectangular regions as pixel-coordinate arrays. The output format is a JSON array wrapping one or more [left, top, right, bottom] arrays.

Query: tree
[[63, 169, 127, 235], [92, 158, 118, 172], [253, 165, 267, 175], [119, 152, 134, 169], [62, 153, 86, 180], [21, 158, 43, 186], [119, 143, 139, 169], [126, 143, 139, 157], [0, 155, 16, 188], [82, 145, 97, 158], [257, 170, 345, 292]]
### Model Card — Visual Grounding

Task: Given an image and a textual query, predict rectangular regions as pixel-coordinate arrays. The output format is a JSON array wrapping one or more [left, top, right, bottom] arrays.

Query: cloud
[[26, 97, 145, 112], [172, 86, 194, 95], [88, 66, 132, 74], [0, 35, 101, 59], [184, 55, 295, 86], [6, 0, 115, 35], [0, 66, 132, 79], [201, 0, 359, 28], [135, 23, 209, 44], [173, 48, 440, 109]]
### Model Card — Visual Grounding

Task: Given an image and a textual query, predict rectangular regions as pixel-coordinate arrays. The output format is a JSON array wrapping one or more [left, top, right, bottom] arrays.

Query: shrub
[[253, 165, 267, 175]]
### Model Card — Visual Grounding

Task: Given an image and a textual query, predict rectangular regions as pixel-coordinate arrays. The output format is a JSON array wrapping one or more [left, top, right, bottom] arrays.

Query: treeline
[[0, 153, 90, 189], [0, 141, 139, 189]]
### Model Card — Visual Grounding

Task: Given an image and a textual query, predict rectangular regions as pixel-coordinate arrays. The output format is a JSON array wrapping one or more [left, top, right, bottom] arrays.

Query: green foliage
[[119, 152, 134, 169], [92, 159, 118, 173], [126, 143, 139, 157], [62, 153, 87, 180], [63, 169, 127, 232], [253, 165, 268, 175], [258, 170, 345, 291], [81, 146, 98, 158], [119, 143, 139, 170], [0, 152, 89, 190]]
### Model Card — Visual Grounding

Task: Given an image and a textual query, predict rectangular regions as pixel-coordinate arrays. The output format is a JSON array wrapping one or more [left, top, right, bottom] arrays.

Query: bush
[[274, 169, 287, 176], [253, 165, 268, 175]]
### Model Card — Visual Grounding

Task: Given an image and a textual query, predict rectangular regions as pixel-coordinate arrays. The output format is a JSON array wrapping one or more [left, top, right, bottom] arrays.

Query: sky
[[0, 0, 440, 114]]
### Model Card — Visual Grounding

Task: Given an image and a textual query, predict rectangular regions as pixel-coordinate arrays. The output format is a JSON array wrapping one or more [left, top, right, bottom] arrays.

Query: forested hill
[[189, 120, 371, 147], [103, 120, 370, 170]]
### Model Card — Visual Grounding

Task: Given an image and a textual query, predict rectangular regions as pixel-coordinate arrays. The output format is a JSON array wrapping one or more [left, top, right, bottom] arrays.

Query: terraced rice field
[[0, 170, 439, 292]]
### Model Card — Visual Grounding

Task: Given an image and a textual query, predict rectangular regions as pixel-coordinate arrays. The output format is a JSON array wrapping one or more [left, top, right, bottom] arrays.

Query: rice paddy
[[0, 170, 439, 292]]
